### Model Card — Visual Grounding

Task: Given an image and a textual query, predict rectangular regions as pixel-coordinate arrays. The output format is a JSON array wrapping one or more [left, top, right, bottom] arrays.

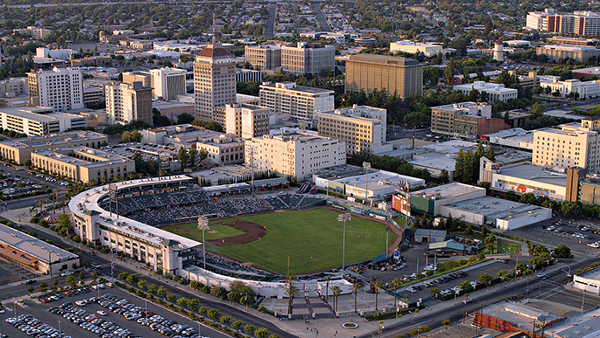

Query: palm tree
[[373, 281, 383, 310], [390, 278, 402, 308], [285, 276, 298, 316], [352, 283, 363, 313], [331, 285, 342, 313], [324, 275, 331, 302]]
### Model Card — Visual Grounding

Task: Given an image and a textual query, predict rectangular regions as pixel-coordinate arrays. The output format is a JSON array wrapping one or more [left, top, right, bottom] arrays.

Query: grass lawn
[[499, 239, 520, 254], [163, 223, 245, 241], [165, 208, 392, 275]]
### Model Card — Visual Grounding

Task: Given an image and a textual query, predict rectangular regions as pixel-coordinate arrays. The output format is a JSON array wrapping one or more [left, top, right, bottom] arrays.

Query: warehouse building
[[0, 223, 79, 276]]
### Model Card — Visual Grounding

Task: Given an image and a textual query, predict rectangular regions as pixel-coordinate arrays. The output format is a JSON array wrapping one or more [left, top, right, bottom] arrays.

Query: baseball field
[[163, 208, 393, 275]]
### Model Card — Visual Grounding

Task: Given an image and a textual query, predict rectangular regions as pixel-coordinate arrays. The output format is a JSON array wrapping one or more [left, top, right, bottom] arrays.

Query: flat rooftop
[[543, 109, 588, 120], [545, 307, 600, 338], [35, 146, 131, 167], [497, 163, 567, 188], [539, 44, 600, 52], [0, 223, 78, 263], [576, 266, 600, 279], [409, 155, 456, 171], [410, 182, 485, 200], [485, 128, 533, 142], [431, 102, 487, 113], [481, 301, 564, 331], [334, 170, 425, 190], [420, 140, 479, 155], [260, 82, 334, 94], [444, 196, 550, 221], [0, 131, 107, 149], [348, 54, 421, 66]]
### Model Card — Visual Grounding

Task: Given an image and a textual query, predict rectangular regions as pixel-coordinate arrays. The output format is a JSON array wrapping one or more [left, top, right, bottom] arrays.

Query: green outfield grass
[[165, 208, 392, 275]]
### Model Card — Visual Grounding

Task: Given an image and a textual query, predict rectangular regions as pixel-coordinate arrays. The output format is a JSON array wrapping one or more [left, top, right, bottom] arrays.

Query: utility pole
[[336, 213, 351, 270]]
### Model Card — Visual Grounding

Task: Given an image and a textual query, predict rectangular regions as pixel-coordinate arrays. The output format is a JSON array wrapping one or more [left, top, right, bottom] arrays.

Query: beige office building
[[245, 131, 346, 180], [317, 105, 393, 155], [0, 77, 29, 98], [281, 42, 335, 75], [259, 82, 334, 120], [150, 68, 187, 101], [533, 117, 600, 173], [122, 71, 151, 87], [196, 136, 245, 165], [345, 54, 423, 98], [105, 81, 153, 126], [536, 44, 600, 61], [244, 45, 282, 70], [194, 43, 237, 122], [0, 131, 107, 165], [221, 103, 270, 139], [31, 146, 135, 183]]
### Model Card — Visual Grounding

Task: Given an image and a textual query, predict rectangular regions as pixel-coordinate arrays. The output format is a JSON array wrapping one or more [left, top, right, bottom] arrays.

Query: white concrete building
[[573, 268, 600, 294], [196, 135, 245, 165], [483, 128, 534, 151], [539, 76, 600, 99], [533, 117, 600, 173], [150, 67, 187, 101], [259, 82, 334, 120], [35, 47, 73, 61], [390, 40, 443, 57], [454, 81, 518, 103], [105, 81, 153, 126], [526, 9, 557, 31], [69, 176, 201, 275], [281, 42, 335, 75], [0, 107, 87, 136], [27, 67, 84, 112], [317, 105, 393, 155], [245, 131, 346, 180]]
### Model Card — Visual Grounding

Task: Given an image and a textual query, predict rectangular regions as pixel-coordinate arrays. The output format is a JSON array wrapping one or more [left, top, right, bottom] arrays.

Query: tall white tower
[[493, 40, 504, 62]]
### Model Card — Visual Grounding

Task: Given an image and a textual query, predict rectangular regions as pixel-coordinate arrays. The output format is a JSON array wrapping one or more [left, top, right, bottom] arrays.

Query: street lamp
[[58, 320, 61, 333], [336, 213, 351, 270], [198, 216, 209, 269]]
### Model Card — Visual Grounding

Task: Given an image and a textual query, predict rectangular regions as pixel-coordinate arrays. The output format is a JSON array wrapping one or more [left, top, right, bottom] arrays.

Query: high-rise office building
[[27, 66, 84, 112], [281, 42, 335, 75], [150, 68, 187, 101], [193, 43, 236, 121], [244, 44, 282, 70], [105, 81, 153, 126], [345, 54, 423, 98], [259, 82, 334, 120]]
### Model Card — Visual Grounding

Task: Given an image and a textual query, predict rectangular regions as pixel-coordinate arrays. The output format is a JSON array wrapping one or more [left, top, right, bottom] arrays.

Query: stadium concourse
[[69, 175, 359, 301]]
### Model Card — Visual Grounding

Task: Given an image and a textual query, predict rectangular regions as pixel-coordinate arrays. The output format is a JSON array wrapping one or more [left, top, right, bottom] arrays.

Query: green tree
[[178, 146, 189, 168], [157, 286, 167, 298], [331, 285, 342, 313], [285, 276, 298, 316], [126, 274, 139, 284], [177, 113, 195, 124], [166, 293, 176, 302], [373, 280, 383, 310], [455, 149, 464, 183], [352, 282, 363, 313], [27, 286, 34, 294], [478, 273, 492, 286], [554, 245, 571, 258], [79, 271, 85, 280], [231, 320, 243, 329], [444, 58, 455, 84], [531, 101, 544, 116], [486, 146, 496, 161], [176, 297, 188, 307], [65, 275, 75, 288], [254, 328, 269, 338], [430, 288, 440, 298], [137, 280, 146, 290], [244, 324, 256, 335], [147, 284, 157, 295]]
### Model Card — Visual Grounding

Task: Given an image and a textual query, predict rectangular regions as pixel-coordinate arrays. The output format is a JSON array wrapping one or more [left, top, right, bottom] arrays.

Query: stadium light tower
[[197, 216, 209, 269], [363, 162, 371, 206], [337, 213, 351, 270]]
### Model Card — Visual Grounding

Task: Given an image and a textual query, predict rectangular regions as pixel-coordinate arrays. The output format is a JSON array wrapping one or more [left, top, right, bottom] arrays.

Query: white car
[[60, 271, 72, 277], [96, 311, 106, 316]]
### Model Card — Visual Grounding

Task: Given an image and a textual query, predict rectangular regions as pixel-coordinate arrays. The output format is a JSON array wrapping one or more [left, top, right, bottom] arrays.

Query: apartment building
[[453, 81, 519, 103], [13, 26, 52, 40], [540, 76, 600, 99], [259, 82, 334, 120], [27, 67, 84, 112], [0, 107, 87, 136], [345, 54, 423, 98], [245, 131, 346, 180], [222, 103, 270, 139], [317, 105, 393, 155], [122, 71, 151, 87], [244, 44, 282, 70], [150, 68, 187, 101], [281, 42, 335, 75], [431, 102, 510, 140], [526, 9, 600, 36], [83, 85, 105, 106], [105, 81, 153, 126], [194, 43, 236, 121], [533, 117, 600, 173], [31, 146, 135, 183], [0, 131, 107, 165]]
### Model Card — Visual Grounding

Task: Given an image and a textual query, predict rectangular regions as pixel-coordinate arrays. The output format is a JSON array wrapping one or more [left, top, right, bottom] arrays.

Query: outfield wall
[[184, 265, 353, 298]]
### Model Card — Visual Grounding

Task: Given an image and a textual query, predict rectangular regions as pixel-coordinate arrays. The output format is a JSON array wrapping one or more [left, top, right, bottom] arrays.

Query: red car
[[40, 298, 49, 303]]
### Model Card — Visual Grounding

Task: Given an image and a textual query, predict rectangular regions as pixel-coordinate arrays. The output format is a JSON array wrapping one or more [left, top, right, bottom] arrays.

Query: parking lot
[[508, 218, 599, 255], [1, 286, 227, 338]]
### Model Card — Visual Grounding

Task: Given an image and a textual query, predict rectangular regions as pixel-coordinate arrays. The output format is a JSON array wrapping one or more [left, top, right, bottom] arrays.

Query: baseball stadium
[[90, 175, 404, 279]]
